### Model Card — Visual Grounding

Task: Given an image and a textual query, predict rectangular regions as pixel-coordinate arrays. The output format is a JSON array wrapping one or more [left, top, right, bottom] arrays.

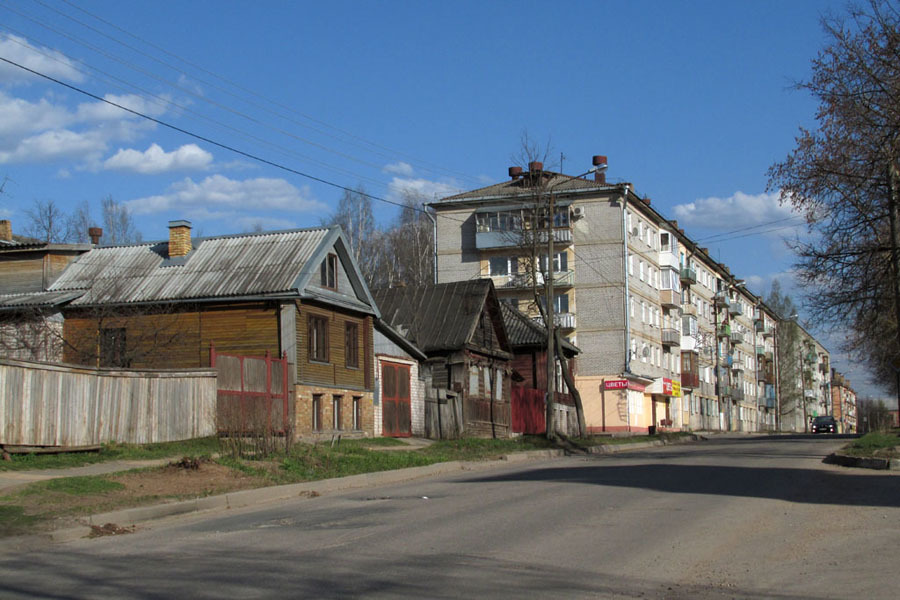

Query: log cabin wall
[[62, 302, 281, 368]]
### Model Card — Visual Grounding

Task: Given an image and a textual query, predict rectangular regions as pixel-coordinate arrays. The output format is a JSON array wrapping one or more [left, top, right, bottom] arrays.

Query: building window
[[320, 253, 337, 289], [345, 322, 359, 368], [333, 395, 343, 430], [352, 396, 361, 430], [100, 327, 128, 368], [312, 394, 323, 431], [309, 315, 329, 362]]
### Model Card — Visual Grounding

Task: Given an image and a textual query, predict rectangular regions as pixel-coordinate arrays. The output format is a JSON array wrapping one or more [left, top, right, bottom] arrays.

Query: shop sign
[[604, 379, 646, 392], [671, 380, 682, 397]]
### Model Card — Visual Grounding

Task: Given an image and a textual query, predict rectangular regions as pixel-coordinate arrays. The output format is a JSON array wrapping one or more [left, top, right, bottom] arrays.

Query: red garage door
[[382, 362, 411, 437]]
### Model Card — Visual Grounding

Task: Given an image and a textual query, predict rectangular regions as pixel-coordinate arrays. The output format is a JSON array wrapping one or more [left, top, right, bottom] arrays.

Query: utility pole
[[545, 169, 557, 440]]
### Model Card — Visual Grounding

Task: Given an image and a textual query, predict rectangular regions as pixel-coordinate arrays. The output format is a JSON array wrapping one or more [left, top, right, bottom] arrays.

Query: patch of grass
[[0, 505, 42, 537], [0, 437, 222, 471], [843, 432, 900, 458], [38, 477, 126, 496]]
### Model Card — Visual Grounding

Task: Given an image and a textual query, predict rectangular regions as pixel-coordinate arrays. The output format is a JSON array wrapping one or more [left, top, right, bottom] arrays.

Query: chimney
[[168, 220, 192, 257], [508, 166, 522, 179], [592, 155, 607, 183], [0, 220, 11, 242], [670, 220, 678, 229], [641, 196, 651, 206], [528, 161, 543, 172], [88, 227, 103, 245]]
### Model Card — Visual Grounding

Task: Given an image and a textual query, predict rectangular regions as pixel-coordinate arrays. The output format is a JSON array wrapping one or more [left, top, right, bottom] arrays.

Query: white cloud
[[76, 93, 169, 122], [383, 161, 414, 177], [103, 143, 213, 174], [0, 128, 108, 163], [386, 177, 462, 203], [0, 89, 159, 166], [0, 34, 84, 84], [125, 175, 326, 216], [673, 191, 801, 231]]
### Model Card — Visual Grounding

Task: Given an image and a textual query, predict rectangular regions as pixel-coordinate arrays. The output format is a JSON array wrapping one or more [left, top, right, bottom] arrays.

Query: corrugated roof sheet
[[498, 301, 579, 355], [0, 290, 84, 308], [48, 228, 331, 305], [436, 172, 616, 203], [373, 280, 496, 353]]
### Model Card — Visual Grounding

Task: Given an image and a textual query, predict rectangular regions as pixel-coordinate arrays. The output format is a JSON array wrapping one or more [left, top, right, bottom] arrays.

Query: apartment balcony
[[680, 267, 697, 285], [476, 228, 572, 250], [681, 371, 700, 389], [731, 363, 744, 376], [758, 363, 775, 385], [494, 270, 574, 290], [755, 320, 774, 337], [755, 345, 765, 356], [758, 384, 776, 409], [682, 303, 698, 317], [765, 351, 774, 362], [717, 323, 731, 338], [732, 388, 745, 402], [714, 291, 730, 308], [718, 356, 733, 369], [554, 312, 576, 330], [661, 328, 680, 347], [659, 289, 680, 309], [730, 330, 744, 344], [720, 385, 732, 398], [728, 302, 743, 316]]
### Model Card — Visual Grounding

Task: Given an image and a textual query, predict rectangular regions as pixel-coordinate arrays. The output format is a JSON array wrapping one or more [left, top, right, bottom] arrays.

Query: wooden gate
[[211, 345, 289, 435], [511, 387, 546, 434], [381, 361, 411, 437]]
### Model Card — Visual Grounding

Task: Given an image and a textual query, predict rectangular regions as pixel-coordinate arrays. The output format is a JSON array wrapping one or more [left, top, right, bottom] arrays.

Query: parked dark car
[[811, 415, 837, 434]]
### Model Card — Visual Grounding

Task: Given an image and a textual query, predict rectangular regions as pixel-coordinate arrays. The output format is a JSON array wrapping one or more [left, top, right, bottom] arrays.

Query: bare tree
[[100, 195, 142, 245], [768, 0, 900, 398], [377, 192, 434, 288], [23, 199, 67, 243], [64, 200, 97, 243], [323, 186, 378, 284]]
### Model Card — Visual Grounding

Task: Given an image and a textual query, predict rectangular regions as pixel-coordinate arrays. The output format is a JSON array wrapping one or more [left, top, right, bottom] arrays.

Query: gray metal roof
[[48, 227, 334, 305], [372, 280, 510, 354], [434, 172, 617, 204], [498, 301, 579, 356]]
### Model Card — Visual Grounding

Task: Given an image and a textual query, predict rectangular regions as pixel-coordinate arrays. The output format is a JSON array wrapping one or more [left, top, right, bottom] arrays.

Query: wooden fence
[[0, 357, 217, 447]]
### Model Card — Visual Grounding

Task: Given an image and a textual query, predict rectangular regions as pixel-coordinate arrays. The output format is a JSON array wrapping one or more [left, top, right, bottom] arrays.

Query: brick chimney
[[88, 227, 103, 245], [592, 155, 607, 183], [168, 220, 192, 257], [0, 220, 11, 242]]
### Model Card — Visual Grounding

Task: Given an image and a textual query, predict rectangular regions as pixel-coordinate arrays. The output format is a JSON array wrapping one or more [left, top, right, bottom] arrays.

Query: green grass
[[28, 477, 125, 496], [843, 432, 900, 458], [0, 505, 42, 537], [0, 436, 221, 471]]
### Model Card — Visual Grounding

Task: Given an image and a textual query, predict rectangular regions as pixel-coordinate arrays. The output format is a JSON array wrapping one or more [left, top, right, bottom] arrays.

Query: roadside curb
[[824, 452, 899, 471], [3, 436, 703, 549]]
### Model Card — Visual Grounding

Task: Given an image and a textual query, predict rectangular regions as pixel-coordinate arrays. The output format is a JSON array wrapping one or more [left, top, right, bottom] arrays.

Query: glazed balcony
[[732, 388, 745, 402], [494, 270, 574, 290], [730, 330, 744, 345], [717, 324, 731, 338], [728, 302, 743, 316], [681, 371, 700, 389], [680, 267, 697, 285], [755, 345, 766, 356], [714, 291, 730, 308]]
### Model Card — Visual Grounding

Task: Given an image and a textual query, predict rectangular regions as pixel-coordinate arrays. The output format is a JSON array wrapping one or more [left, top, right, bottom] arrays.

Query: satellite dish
[[642, 346, 651, 358]]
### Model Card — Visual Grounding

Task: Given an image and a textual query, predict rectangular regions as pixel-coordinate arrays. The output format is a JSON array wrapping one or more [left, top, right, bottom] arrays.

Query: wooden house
[[373, 280, 514, 438], [10, 220, 381, 440], [0, 219, 91, 361]]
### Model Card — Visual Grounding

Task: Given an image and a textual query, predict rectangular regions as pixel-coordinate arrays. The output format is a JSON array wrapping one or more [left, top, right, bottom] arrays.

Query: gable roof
[[498, 301, 579, 357], [372, 280, 510, 354], [40, 226, 378, 315]]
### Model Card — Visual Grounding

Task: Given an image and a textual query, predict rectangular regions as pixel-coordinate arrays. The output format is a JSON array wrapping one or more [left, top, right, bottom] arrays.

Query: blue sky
[[0, 0, 889, 400]]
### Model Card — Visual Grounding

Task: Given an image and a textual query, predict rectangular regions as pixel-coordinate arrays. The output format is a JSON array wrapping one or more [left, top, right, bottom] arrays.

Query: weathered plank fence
[[0, 357, 217, 447]]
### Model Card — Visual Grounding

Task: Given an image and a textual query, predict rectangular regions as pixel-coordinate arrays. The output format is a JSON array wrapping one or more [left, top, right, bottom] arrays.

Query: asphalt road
[[1, 436, 898, 599]]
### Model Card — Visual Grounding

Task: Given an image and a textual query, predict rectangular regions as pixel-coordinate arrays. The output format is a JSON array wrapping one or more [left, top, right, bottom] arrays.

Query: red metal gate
[[381, 361, 411, 437], [211, 344, 290, 434]]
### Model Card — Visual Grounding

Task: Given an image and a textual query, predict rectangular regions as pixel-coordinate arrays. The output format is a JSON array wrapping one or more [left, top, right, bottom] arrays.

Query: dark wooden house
[[8, 220, 381, 439], [373, 280, 514, 438]]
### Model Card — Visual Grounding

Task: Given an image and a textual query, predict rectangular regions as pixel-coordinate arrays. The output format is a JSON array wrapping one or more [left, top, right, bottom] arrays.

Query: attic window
[[321, 254, 337, 290]]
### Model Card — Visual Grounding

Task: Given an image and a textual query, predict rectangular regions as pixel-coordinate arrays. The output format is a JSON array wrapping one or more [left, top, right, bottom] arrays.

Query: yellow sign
[[671, 380, 682, 397]]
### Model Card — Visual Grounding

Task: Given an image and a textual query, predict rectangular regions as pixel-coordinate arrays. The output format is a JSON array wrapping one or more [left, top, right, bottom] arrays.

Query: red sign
[[604, 379, 646, 392], [662, 378, 673, 395]]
